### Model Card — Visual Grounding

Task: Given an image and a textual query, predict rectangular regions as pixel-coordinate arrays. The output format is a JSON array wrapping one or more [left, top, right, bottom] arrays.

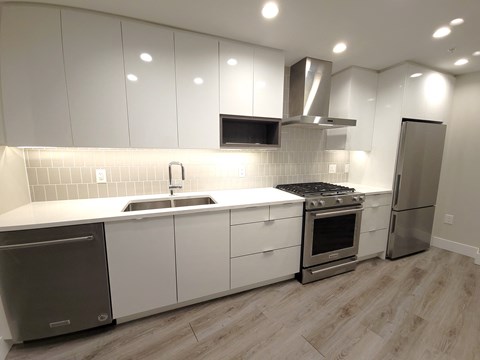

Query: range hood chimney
[[282, 57, 356, 128]]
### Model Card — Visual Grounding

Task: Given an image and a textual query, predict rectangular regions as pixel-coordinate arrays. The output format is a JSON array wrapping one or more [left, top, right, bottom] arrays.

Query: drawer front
[[364, 193, 392, 208], [231, 217, 302, 257], [231, 246, 300, 289], [270, 203, 303, 220], [361, 205, 391, 232], [358, 228, 388, 258], [231, 206, 269, 225]]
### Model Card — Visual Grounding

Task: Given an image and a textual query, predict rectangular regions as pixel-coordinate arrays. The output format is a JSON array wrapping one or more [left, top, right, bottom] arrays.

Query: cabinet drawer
[[231, 246, 300, 289], [361, 205, 390, 232], [364, 193, 392, 208], [231, 206, 269, 225], [231, 217, 302, 257], [270, 203, 303, 220], [358, 229, 388, 259]]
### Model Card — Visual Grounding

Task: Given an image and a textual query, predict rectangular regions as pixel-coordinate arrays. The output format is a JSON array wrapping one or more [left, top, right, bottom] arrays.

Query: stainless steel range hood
[[283, 57, 356, 128]]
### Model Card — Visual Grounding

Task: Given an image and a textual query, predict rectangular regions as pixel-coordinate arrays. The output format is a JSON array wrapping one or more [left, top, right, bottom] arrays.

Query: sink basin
[[123, 196, 216, 212]]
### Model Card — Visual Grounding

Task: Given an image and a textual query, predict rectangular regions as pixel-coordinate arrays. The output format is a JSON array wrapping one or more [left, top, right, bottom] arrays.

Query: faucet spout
[[168, 161, 185, 196]]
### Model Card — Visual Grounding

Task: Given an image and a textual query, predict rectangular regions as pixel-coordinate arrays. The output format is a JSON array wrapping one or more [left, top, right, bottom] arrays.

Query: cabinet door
[[175, 32, 219, 149], [175, 211, 230, 302], [219, 41, 254, 116], [105, 217, 177, 319], [0, 6, 72, 146], [122, 21, 178, 148], [62, 10, 129, 147], [402, 63, 455, 123], [253, 47, 284, 118]]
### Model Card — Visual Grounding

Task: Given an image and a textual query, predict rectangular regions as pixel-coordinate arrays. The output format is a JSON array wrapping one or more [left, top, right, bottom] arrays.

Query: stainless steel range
[[276, 182, 365, 284]]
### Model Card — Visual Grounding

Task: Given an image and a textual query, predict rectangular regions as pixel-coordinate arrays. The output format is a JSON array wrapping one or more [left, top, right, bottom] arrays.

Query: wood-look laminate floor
[[7, 247, 480, 360]]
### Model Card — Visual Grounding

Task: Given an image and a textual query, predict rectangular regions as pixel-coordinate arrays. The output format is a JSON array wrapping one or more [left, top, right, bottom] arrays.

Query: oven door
[[303, 206, 363, 268]]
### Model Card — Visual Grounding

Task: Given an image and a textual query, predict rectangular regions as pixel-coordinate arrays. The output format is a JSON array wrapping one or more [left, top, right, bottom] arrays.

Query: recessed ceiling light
[[333, 42, 347, 54], [454, 58, 469, 66], [432, 26, 451, 38], [126, 74, 138, 82], [261, 2, 279, 19], [193, 77, 204, 85], [227, 58, 238, 66], [410, 73, 423, 78], [450, 18, 464, 26], [473, 51, 480, 56], [140, 53, 153, 62]]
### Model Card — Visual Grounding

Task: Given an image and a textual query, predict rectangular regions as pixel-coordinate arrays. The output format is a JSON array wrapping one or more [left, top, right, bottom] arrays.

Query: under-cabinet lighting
[[127, 74, 138, 82], [410, 73, 423, 78], [227, 58, 238, 66], [473, 51, 480, 56], [193, 77, 204, 85]]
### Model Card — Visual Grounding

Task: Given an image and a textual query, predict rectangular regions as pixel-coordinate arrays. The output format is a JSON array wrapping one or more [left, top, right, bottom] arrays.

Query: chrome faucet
[[168, 161, 185, 195]]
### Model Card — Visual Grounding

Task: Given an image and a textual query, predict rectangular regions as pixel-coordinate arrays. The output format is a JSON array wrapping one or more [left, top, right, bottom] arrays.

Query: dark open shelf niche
[[220, 114, 281, 148]]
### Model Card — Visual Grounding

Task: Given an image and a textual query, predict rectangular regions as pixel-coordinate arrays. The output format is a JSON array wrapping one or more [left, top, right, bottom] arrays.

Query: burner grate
[[276, 182, 355, 197]]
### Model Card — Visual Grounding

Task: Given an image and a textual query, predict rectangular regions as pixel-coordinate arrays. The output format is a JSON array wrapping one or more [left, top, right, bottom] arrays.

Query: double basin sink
[[123, 196, 216, 212]]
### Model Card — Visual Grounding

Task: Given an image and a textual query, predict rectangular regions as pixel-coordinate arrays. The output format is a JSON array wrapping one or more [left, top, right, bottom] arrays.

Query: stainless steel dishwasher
[[0, 223, 112, 341]]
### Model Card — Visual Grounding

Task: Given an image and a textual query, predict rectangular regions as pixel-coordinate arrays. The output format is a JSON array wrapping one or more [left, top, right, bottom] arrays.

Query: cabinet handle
[[263, 249, 274, 254], [264, 219, 275, 224], [0, 235, 94, 250], [370, 204, 380, 208]]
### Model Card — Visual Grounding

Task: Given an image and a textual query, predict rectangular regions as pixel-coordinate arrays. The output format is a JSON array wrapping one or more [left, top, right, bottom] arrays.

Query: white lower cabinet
[[231, 246, 301, 289], [175, 211, 230, 302], [358, 193, 392, 260], [104, 217, 177, 319], [230, 203, 302, 289]]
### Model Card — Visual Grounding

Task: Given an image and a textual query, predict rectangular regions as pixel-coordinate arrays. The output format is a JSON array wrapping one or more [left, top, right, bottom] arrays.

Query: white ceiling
[[4, 0, 480, 75]]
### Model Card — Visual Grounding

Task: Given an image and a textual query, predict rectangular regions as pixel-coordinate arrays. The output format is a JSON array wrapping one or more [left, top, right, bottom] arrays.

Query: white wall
[[0, 146, 30, 214], [433, 72, 480, 251]]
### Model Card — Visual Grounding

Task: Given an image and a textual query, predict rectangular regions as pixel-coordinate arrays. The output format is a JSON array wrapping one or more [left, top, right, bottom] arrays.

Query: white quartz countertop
[[0, 188, 304, 232], [337, 182, 392, 195]]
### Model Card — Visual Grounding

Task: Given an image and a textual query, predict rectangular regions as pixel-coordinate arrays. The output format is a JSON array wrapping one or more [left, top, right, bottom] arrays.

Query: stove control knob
[[319, 200, 325, 207], [352, 196, 359, 202], [336, 198, 344, 204], [310, 200, 318, 207], [359, 196, 365, 202]]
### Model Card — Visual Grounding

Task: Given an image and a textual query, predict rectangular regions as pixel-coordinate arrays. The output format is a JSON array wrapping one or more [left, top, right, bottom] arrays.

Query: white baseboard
[[0, 339, 11, 360], [431, 236, 480, 265]]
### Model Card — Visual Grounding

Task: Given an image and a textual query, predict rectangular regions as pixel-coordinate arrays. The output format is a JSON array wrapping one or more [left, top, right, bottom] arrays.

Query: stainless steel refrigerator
[[387, 120, 447, 259]]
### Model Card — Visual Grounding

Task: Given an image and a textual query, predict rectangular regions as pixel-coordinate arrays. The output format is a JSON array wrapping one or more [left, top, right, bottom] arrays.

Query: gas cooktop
[[276, 182, 355, 197]]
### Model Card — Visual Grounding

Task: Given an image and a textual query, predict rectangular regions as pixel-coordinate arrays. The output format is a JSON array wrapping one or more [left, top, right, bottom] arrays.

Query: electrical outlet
[[329, 164, 336, 174], [238, 165, 246, 178], [95, 168, 107, 184], [344, 164, 350, 173], [444, 214, 454, 225]]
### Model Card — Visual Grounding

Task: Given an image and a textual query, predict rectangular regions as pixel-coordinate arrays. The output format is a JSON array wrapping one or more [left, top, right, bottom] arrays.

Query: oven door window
[[312, 214, 356, 255]]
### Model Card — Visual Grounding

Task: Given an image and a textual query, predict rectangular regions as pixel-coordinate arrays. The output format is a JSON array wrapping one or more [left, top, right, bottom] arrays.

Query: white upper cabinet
[[402, 63, 455, 123], [175, 32, 219, 149], [219, 41, 254, 116], [0, 6, 72, 146], [327, 67, 378, 151], [122, 21, 178, 149], [61, 10, 130, 148], [253, 47, 285, 118]]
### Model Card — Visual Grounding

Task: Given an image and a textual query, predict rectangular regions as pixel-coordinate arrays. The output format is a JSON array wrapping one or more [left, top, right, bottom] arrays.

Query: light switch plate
[[329, 164, 336, 174], [444, 214, 454, 225], [238, 165, 246, 178], [95, 168, 107, 183]]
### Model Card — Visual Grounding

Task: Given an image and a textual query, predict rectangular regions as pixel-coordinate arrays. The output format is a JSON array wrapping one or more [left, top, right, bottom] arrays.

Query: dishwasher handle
[[0, 235, 94, 251]]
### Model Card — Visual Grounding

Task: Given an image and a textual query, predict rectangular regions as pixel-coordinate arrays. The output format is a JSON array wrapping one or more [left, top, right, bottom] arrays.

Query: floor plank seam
[[189, 322, 199, 343], [301, 334, 325, 358]]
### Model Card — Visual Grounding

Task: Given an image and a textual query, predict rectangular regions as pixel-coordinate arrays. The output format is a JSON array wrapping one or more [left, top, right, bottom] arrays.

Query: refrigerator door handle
[[391, 214, 397, 233], [394, 174, 401, 206]]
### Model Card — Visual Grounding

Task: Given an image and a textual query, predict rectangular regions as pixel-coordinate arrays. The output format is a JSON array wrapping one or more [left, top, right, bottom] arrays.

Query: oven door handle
[[313, 208, 362, 218]]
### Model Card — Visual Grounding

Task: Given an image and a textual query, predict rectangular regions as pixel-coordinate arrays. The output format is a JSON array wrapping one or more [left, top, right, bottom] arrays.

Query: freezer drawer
[[0, 223, 112, 341], [387, 207, 435, 259]]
